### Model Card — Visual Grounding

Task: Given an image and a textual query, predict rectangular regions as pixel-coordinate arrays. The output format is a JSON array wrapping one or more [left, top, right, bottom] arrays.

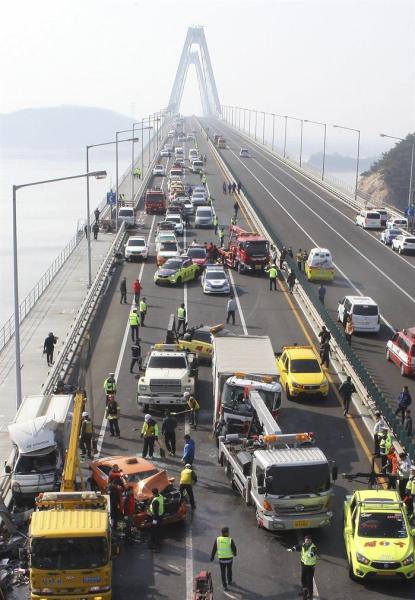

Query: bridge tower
[[168, 26, 221, 117]]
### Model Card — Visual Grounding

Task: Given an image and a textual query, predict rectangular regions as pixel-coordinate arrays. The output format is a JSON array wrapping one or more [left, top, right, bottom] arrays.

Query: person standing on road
[[182, 434, 195, 465], [287, 535, 318, 600], [120, 276, 127, 304], [179, 464, 197, 509], [287, 270, 296, 294], [279, 246, 287, 270], [296, 248, 303, 271], [132, 278, 142, 304], [373, 411, 386, 456], [130, 340, 142, 373], [210, 527, 237, 591], [265, 264, 278, 291], [404, 409, 413, 438], [103, 372, 117, 401], [395, 385, 412, 424], [176, 303, 187, 334], [94, 208, 100, 223], [302, 249, 308, 271], [148, 487, 164, 549], [201, 174, 207, 186], [106, 397, 121, 438], [219, 227, 225, 247], [397, 452, 412, 498], [318, 326, 331, 345], [185, 392, 200, 428], [405, 466, 415, 516], [339, 376, 356, 416], [43, 332, 58, 366], [139, 297, 148, 326], [320, 340, 331, 369], [379, 427, 392, 471], [162, 410, 178, 456], [237, 181, 241, 193], [228, 182, 232, 194], [129, 308, 140, 342], [140, 414, 159, 458], [223, 182, 227, 194], [344, 315, 353, 346], [386, 445, 399, 490], [79, 412, 93, 459], [213, 214, 219, 234], [226, 295, 237, 325], [318, 283, 326, 305], [92, 221, 99, 240], [233, 202, 239, 217]]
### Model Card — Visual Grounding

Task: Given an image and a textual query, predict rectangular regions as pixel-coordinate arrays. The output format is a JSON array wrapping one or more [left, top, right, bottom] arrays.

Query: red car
[[387, 327, 415, 376], [184, 245, 208, 269]]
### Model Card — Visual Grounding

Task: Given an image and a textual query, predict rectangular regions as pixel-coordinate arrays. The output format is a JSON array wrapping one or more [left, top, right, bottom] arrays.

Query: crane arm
[[60, 391, 86, 492]]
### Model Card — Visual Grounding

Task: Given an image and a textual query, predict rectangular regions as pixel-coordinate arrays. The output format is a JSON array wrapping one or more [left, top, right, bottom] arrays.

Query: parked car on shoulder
[[355, 210, 381, 229], [386, 327, 415, 376], [239, 148, 251, 158]]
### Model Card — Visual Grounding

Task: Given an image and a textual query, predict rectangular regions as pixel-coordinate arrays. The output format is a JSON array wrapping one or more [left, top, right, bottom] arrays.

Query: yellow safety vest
[[82, 420, 93, 434], [268, 267, 277, 279], [217, 536, 233, 560], [104, 378, 116, 393], [129, 312, 139, 326], [187, 397, 200, 411], [180, 467, 193, 485], [406, 477, 415, 495], [379, 433, 392, 456], [141, 422, 159, 437], [301, 543, 317, 566], [177, 307, 185, 319], [139, 300, 147, 313], [149, 494, 164, 516]]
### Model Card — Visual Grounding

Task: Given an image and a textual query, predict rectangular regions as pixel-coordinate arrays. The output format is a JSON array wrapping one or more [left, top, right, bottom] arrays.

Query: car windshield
[[127, 469, 158, 482], [358, 512, 408, 538], [119, 209, 133, 216], [244, 241, 268, 256], [31, 537, 109, 570], [147, 193, 165, 202], [353, 305, 378, 316], [388, 229, 400, 235], [160, 242, 177, 251], [148, 356, 187, 369], [266, 464, 331, 496], [128, 240, 145, 247], [206, 271, 226, 280], [15, 450, 57, 474], [290, 359, 321, 373], [167, 216, 180, 223], [193, 194, 206, 199], [163, 260, 182, 269], [198, 210, 212, 217], [188, 248, 206, 258], [222, 383, 255, 416]]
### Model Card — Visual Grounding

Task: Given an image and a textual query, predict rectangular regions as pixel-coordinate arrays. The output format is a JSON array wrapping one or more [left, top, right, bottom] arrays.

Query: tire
[[398, 247, 403, 255], [176, 277, 182, 285], [286, 385, 292, 401], [386, 349, 391, 361], [349, 561, 358, 582]]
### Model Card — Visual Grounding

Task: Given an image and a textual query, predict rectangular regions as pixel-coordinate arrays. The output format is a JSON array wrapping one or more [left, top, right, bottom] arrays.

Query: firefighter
[[176, 303, 187, 334], [79, 412, 93, 459], [103, 372, 117, 401], [148, 487, 164, 548], [287, 535, 318, 600], [179, 464, 197, 509], [105, 397, 121, 438]]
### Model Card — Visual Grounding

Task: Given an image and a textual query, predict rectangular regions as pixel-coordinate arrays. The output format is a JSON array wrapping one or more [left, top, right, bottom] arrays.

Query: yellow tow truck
[[29, 392, 115, 600]]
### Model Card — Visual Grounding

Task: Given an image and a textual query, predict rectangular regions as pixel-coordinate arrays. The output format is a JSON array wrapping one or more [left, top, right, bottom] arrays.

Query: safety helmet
[[82, 411, 89, 417], [183, 392, 190, 399], [144, 414, 152, 422], [185, 464, 192, 469]]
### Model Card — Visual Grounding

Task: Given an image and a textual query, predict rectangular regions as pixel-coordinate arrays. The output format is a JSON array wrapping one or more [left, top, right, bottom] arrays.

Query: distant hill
[[307, 152, 379, 173], [0, 105, 134, 152], [358, 133, 415, 210]]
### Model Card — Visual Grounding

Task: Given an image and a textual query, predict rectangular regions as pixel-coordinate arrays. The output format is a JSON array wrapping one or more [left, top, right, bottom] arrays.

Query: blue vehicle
[[380, 227, 401, 245]]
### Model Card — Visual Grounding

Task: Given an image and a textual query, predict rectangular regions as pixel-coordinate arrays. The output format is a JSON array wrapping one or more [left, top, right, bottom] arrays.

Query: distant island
[[306, 152, 379, 173], [0, 105, 135, 154]]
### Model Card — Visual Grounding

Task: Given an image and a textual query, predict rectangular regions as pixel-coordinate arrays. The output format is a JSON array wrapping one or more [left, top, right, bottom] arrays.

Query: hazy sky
[[1, 0, 414, 152]]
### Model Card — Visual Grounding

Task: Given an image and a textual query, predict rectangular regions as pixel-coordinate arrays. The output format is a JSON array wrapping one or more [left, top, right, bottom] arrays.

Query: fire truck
[[144, 187, 166, 214], [220, 225, 270, 273]]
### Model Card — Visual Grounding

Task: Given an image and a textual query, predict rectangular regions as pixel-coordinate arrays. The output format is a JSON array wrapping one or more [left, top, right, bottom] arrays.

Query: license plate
[[255, 265, 262, 270], [294, 520, 310, 528], [377, 571, 395, 576]]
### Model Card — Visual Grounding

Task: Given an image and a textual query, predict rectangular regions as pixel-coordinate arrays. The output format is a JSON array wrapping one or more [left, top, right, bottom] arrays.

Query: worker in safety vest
[[184, 392, 200, 429], [397, 452, 412, 498], [148, 487, 164, 548], [105, 397, 121, 438], [103, 372, 117, 402], [405, 466, 415, 516], [129, 308, 140, 342], [296, 248, 303, 271], [201, 174, 207, 186], [176, 303, 187, 334], [379, 427, 392, 471], [287, 535, 318, 600], [79, 412, 93, 459], [139, 297, 148, 326], [140, 414, 159, 458], [210, 526, 237, 591], [265, 264, 278, 291], [179, 464, 197, 509]]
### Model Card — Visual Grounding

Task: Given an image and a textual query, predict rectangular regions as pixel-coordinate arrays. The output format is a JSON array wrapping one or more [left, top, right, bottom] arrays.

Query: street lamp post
[[286, 116, 304, 167], [13, 169, 106, 409], [254, 110, 258, 141], [243, 109, 246, 133], [380, 133, 415, 210], [283, 115, 288, 158], [304, 119, 327, 180], [333, 124, 361, 200], [131, 121, 153, 202], [262, 112, 266, 145], [248, 110, 252, 137], [115, 128, 136, 231], [271, 113, 276, 151]]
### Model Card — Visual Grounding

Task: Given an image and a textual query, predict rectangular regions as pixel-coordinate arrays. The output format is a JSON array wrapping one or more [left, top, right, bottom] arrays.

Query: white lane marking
[[96, 215, 157, 456], [228, 270, 248, 335]]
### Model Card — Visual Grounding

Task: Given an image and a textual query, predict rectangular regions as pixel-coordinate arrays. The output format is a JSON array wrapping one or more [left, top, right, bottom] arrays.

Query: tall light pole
[[271, 113, 276, 151], [254, 110, 258, 141], [286, 116, 304, 167], [333, 124, 361, 200], [304, 119, 327, 180], [248, 110, 252, 137], [115, 128, 136, 231], [13, 169, 106, 409], [380, 133, 415, 210], [261, 111, 266, 145], [131, 121, 154, 201], [243, 108, 246, 133], [283, 115, 288, 158]]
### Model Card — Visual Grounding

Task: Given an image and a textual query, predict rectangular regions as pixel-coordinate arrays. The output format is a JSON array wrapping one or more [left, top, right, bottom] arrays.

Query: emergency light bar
[[262, 432, 313, 444]]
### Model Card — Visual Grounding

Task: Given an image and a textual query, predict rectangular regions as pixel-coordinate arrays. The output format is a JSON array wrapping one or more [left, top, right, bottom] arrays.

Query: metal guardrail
[[202, 120, 414, 461]]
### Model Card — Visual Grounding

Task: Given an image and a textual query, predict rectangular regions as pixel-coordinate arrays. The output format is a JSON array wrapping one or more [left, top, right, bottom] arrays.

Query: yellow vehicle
[[177, 324, 225, 360], [277, 345, 329, 399], [304, 247, 335, 282], [344, 489, 415, 581], [29, 392, 115, 600]]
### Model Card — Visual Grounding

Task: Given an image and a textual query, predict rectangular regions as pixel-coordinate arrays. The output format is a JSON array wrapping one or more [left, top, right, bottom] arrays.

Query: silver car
[[195, 207, 214, 228], [202, 265, 231, 295]]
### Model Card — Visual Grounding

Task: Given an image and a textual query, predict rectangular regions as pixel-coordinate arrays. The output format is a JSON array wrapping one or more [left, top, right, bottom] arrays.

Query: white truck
[[7, 393, 74, 506], [213, 335, 281, 435], [137, 344, 198, 411], [218, 390, 337, 531]]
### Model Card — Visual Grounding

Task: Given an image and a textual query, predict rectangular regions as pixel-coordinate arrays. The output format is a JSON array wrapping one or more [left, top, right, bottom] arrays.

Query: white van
[[355, 210, 381, 229], [118, 206, 135, 228], [386, 217, 408, 230], [337, 296, 380, 333]]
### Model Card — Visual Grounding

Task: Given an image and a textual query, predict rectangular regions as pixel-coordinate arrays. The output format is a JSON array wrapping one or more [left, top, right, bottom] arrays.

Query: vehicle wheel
[[348, 562, 358, 582], [398, 247, 403, 255], [286, 385, 292, 401], [90, 479, 98, 491], [400, 363, 407, 377], [386, 349, 391, 361], [176, 277, 182, 285]]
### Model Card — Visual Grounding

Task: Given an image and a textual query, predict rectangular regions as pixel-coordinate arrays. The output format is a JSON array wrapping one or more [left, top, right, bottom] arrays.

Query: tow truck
[[220, 224, 270, 273], [217, 390, 337, 531], [28, 391, 115, 600]]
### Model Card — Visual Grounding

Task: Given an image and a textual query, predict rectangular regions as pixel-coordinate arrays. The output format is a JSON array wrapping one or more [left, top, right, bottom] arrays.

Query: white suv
[[391, 234, 415, 254], [124, 236, 148, 261], [338, 296, 380, 333]]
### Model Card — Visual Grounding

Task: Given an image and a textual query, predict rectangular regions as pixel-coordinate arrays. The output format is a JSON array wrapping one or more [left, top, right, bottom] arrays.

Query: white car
[[155, 231, 177, 246], [239, 148, 251, 158], [156, 239, 180, 266], [391, 234, 415, 254], [153, 164, 165, 176], [201, 265, 231, 295], [165, 214, 184, 235], [387, 217, 408, 230], [191, 192, 209, 207], [124, 236, 148, 261], [338, 296, 380, 333], [160, 148, 170, 157]]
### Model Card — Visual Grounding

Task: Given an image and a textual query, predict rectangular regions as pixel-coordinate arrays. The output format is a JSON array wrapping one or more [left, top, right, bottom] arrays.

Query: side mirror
[[257, 486, 266, 495], [332, 465, 338, 481]]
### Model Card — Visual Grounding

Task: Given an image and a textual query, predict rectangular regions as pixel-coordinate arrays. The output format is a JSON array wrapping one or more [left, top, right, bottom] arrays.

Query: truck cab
[[145, 188, 166, 214]]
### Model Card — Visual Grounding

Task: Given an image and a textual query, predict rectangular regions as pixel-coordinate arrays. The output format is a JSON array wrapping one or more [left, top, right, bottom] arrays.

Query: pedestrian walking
[[139, 297, 148, 326], [228, 182, 232, 194], [223, 182, 227, 194], [233, 202, 239, 217], [84, 224, 88, 237], [406, 467, 415, 516], [379, 427, 392, 471], [92, 221, 99, 240], [129, 308, 140, 342], [176, 303, 187, 334], [120, 276, 127, 304], [279, 246, 287, 270], [182, 434, 195, 465], [140, 414, 159, 458], [339, 376, 356, 416], [404, 409, 413, 437], [185, 392, 200, 428], [132, 278, 142, 304], [148, 487, 164, 549], [226, 295, 237, 325], [232, 182, 236, 193], [345, 316, 353, 346], [136, 166, 141, 179], [318, 326, 331, 345], [218, 228, 225, 247], [265, 264, 278, 291], [318, 283, 326, 305], [79, 412, 93, 458], [202, 174, 207, 186], [397, 452, 412, 498], [296, 249, 303, 271], [103, 372, 117, 401], [395, 385, 412, 423], [319, 340, 331, 368], [237, 181, 241, 193], [130, 341, 142, 373], [43, 332, 58, 366], [213, 214, 219, 234], [105, 397, 121, 438], [94, 208, 100, 223], [179, 464, 197, 509], [287, 535, 318, 600], [210, 527, 237, 591], [162, 410, 178, 456], [287, 270, 296, 293], [373, 411, 386, 456]]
